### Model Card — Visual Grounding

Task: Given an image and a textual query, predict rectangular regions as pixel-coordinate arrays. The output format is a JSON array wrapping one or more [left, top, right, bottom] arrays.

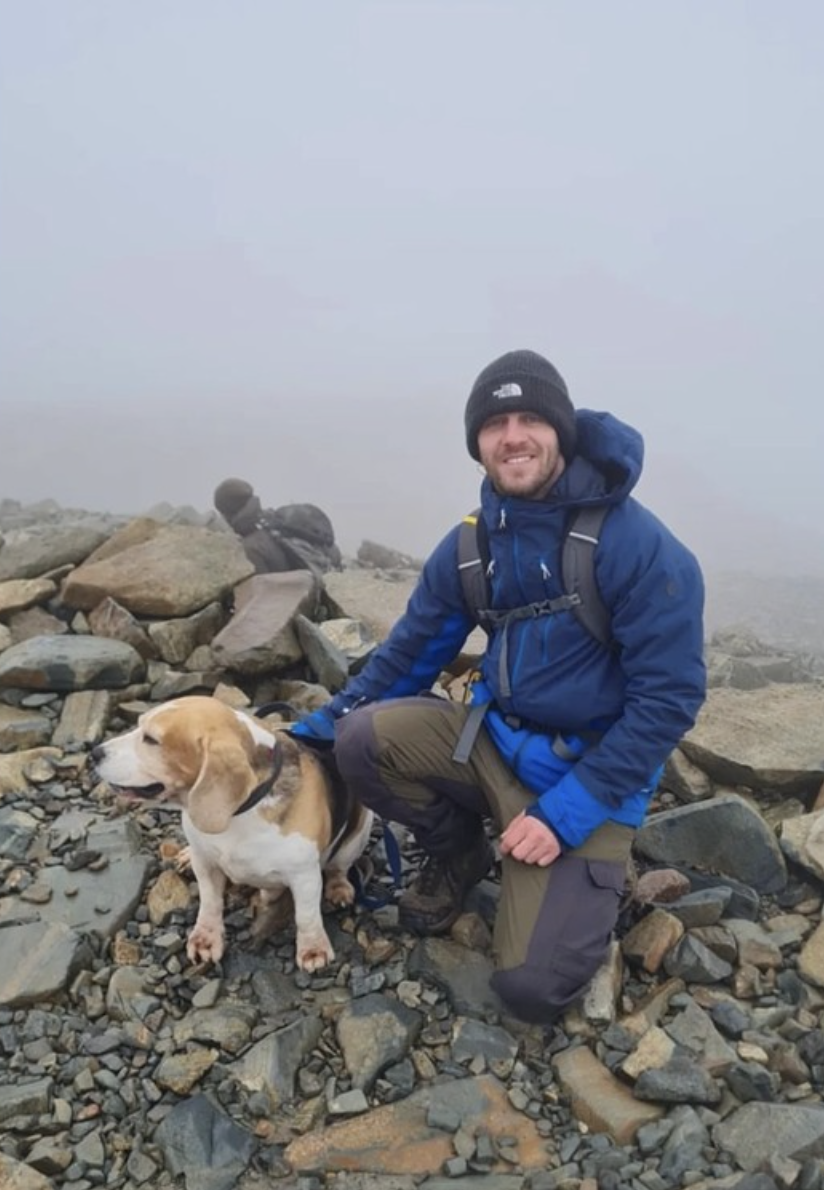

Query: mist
[[2, 2, 823, 574]]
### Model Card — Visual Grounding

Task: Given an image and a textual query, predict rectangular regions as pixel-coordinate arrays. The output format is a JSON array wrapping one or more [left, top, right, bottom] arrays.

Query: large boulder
[[61, 519, 254, 616], [680, 685, 824, 796]]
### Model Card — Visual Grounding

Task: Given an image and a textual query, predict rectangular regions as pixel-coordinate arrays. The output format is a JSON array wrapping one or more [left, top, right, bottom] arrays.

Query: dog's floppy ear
[[186, 735, 258, 834]]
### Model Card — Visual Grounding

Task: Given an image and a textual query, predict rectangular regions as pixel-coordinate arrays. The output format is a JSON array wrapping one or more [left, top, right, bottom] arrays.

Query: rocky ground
[[2, 499, 824, 1190]]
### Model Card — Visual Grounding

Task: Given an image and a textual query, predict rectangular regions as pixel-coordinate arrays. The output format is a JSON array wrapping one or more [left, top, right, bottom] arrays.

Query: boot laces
[[414, 853, 452, 898]]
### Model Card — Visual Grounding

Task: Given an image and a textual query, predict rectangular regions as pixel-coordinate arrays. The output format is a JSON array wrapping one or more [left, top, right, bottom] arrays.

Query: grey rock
[[232, 1013, 323, 1106], [323, 568, 418, 643], [661, 747, 715, 803], [0, 921, 92, 1008], [0, 1076, 53, 1124], [51, 689, 112, 749], [0, 1153, 56, 1189], [636, 793, 787, 893], [0, 633, 146, 692], [29, 851, 152, 940], [328, 1088, 370, 1115], [681, 686, 824, 796], [356, 541, 421, 570], [318, 616, 377, 672], [664, 998, 737, 1074], [724, 1061, 780, 1102], [73, 1129, 106, 1166], [295, 612, 349, 692], [671, 866, 762, 920], [665, 886, 733, 927], [62, 520, 255, 616], [713, 1102, 824, 1173], [87, 596, 159, 659], [633, 1055, 722, 1104], [0, 523, 113, 581], [211, 570, 318, 674], [0, 806, 39, 860], [173, 1004, 258, 1056], [106, 966, 160, 1023], [147, 602, 226, 665], [408, 937, 502, 1017], [451, 1017, 519, 1077], [657, 1099, 709, 1185], [0, 703, 53, 752], [780, 810, 824, 884], [336, 991, 424, 1090], [663, 933, 735, 983], [154, 1093, 256, 1190], [150, 667, 219, 700], [709, 1001, 752, 1039]]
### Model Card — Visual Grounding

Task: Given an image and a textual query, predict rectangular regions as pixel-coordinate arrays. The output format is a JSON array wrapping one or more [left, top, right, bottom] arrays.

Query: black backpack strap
[[457, 509, 490, 631], [562, 505, 612, 647]]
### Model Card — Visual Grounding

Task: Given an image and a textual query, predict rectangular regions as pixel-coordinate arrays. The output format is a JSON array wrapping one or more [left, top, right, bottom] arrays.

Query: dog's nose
[[90, 744, 105, 763]]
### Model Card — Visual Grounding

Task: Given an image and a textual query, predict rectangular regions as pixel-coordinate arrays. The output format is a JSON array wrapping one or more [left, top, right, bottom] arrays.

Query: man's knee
[[490, 943, 607, 1025], [335, 705, 376, 777]]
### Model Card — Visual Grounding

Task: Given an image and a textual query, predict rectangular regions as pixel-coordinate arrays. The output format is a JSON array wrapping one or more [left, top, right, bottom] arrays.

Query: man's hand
[[500, 810, 562, 867], [289, 707, 336, 750]]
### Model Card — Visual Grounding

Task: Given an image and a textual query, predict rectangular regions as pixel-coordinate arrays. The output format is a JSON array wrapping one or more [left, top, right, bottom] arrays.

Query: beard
[[484, 452, 565, 500]]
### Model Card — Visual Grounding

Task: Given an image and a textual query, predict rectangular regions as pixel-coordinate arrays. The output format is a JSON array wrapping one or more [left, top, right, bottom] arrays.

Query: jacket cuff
[[535, 769, 613, 851], [525, 803, 571, 851]]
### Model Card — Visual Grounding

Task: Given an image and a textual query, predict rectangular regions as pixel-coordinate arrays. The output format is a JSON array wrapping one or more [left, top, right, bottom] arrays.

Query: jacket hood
[[563, 409, 644, 504]]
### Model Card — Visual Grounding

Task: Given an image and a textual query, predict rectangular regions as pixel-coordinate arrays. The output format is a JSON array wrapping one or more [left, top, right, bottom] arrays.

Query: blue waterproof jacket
[[324, 410, 706, 849]]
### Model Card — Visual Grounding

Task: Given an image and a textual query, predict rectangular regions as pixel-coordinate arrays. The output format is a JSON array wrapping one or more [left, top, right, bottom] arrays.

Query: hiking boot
[[398, 836, 494, 935]]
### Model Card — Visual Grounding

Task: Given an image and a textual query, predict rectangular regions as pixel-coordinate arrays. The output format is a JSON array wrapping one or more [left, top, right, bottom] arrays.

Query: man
[[292, 350, 706, 1024], [213, 477, 342, 577]]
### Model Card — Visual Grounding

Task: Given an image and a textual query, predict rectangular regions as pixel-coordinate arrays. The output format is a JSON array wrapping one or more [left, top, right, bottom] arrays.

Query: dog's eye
[[143, 734, 160, 747]]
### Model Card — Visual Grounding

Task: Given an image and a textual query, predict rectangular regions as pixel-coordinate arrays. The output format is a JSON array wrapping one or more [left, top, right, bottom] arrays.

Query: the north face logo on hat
[[492, 382, 523, 399]]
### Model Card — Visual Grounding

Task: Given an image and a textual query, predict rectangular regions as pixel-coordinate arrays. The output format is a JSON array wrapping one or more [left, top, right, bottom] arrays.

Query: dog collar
[[233, 746, 284, 817]]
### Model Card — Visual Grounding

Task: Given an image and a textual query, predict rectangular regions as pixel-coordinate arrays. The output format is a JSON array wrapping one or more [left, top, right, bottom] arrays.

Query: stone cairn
[[1, 498, 824, 1190]]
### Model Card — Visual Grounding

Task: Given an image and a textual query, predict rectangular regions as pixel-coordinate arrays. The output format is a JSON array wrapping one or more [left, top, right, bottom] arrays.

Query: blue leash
[[351, 820, 403, 909]]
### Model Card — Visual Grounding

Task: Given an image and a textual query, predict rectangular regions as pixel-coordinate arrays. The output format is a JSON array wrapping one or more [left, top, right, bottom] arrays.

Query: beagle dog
[[91, 695, 372, 972]]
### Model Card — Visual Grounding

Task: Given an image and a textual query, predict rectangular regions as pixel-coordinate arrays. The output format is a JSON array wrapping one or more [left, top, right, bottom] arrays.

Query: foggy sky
[[1, 2, 823, 574]]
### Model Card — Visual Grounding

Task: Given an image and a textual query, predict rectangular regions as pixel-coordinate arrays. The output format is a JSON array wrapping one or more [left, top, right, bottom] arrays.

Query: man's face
[[477, 410, 566, 500]]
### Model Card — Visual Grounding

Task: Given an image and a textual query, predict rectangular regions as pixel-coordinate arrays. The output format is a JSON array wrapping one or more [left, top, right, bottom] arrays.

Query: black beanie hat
[[464, 349, 577, 462]]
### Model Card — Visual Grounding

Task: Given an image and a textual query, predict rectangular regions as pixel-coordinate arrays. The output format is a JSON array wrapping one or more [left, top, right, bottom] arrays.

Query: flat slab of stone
[[0, 1152, 55, 1189], [323, 570, 418, 642], [635, 792, 787, 893], [52, 689, 113, 749], [0, 635, 145, 692], [0, 920, 92, 1008], [682, 685, 824, 794], [0, 577, 58, 615], [0, 704, 53, 752], [713, 1101, 824, 1172], [0, 812, 151, 940], [211, 571, 318, 675], [0, 523, 112, 581], [284, 1074, 546, 1174], [0, 747, 61, 796], [33, 853, 153, 939], [61, 519, 254, 616], [552, 1044, 664, 1144]]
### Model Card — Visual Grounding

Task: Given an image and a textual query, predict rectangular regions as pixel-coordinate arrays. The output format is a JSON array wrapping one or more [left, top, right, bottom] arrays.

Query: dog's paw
[[187, 922, 225, 964], [175, 845, 192, 872], [296, 928, 335, 972], [323, 870, 356, 908]]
